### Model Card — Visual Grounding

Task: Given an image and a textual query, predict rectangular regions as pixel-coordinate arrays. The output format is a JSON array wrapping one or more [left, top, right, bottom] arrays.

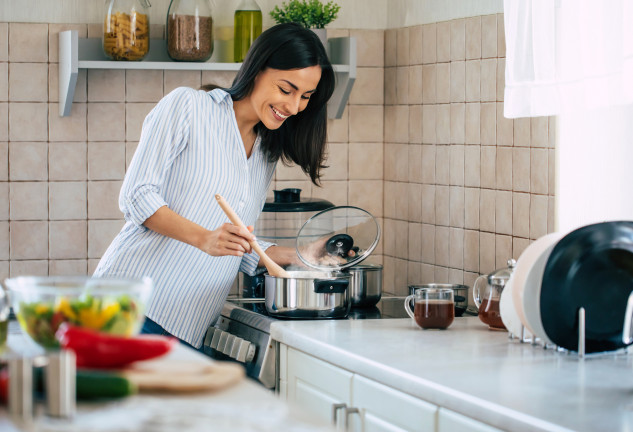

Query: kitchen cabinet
[[437, 408, 503, 432], [279, 344, 438, 431], [58, 30, 356, 118]]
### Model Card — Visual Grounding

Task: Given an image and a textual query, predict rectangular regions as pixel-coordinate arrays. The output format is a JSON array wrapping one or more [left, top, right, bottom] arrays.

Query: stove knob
[[209, 328, 223, 350], [221, 334, 236, 356], [216, 332, 230, 352], [239, 340, 256, 363]]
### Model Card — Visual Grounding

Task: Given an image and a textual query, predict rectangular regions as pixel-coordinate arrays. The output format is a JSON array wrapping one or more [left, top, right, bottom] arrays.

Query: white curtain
[[503, 0, 633, 118]]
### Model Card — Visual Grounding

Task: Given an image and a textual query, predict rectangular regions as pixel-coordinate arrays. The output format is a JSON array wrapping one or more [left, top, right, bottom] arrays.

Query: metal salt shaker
[[8, 356, 33, 422], [45, 349, 76, 418]]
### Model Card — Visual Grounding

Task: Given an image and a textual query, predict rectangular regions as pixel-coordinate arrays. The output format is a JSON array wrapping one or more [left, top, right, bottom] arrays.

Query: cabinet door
[[437, 408, 503, 432], [351, 374, 438, 432], [286, 347, 354, 427]]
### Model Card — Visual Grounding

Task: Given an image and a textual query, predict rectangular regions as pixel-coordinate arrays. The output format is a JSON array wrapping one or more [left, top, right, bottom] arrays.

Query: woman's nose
[[286, 95, 302, 115]]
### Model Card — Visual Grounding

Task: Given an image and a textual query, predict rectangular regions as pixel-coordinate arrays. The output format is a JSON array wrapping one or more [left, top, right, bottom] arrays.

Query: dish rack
[[508, 307, 633, 359]]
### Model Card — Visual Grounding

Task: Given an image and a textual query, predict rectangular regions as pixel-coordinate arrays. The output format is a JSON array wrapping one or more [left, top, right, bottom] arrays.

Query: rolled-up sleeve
[[239, 239, 276, 276], [120, 87, 193, 228]]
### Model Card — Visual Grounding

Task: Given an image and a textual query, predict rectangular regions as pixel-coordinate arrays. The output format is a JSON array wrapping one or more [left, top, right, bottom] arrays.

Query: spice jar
[[234, 0, 262, 63], [167, 0, 214, 62], [103, 0, 151, 61]]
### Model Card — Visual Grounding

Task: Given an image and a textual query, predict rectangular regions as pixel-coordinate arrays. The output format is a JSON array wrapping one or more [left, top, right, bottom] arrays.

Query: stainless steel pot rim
[[265, 271, 351, 279]]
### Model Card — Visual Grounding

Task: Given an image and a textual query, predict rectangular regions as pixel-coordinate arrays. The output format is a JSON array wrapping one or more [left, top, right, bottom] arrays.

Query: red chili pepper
[[55, 324, 178, 369]]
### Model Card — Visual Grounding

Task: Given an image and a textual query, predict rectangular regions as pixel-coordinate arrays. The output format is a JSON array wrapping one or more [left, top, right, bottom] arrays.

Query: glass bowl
[[4, 276, 152, 348]]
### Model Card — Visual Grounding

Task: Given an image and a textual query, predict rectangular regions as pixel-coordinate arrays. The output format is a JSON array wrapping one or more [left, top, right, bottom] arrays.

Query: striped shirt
[[94, 87, 276, 347]]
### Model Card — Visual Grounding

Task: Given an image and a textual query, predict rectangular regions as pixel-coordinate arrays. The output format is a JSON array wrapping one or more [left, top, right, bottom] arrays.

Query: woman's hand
[[198, 223, 256, 257]]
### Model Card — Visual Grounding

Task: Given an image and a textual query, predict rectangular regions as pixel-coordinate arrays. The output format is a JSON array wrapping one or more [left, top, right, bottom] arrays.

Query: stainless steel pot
[[265, 271, 351, 319], [346, 264, 383, 308]]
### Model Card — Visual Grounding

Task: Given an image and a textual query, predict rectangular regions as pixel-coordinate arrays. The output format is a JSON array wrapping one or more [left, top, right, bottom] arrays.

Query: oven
[[202, 295, 413, 389]]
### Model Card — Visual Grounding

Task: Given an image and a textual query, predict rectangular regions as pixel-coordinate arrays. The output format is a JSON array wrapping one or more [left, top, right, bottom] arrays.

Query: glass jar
[[167, 0, 214, 62], [234, 0, 262, 63], [103, 0, 151, 61]]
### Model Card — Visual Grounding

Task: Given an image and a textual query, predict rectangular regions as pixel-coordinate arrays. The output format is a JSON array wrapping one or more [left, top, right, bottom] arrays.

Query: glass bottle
[[234, 0, 262, 63], [103, 0, 151, 61], [167, 0, 214, 62]]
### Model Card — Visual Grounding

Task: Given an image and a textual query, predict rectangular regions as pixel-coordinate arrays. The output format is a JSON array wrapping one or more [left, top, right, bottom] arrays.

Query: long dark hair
[[215, 23, 335, 185]]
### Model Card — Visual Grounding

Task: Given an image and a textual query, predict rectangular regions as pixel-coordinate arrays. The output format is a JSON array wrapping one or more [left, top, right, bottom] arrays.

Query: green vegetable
[[76, 370, 137, 400], [33, 367, 137, 400]]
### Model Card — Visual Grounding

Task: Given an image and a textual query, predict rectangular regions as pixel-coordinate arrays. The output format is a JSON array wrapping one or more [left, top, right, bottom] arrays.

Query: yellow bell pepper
[[55, 298, 78, 321], [100, 303, 121, 326], [35, 304, 50, 315]]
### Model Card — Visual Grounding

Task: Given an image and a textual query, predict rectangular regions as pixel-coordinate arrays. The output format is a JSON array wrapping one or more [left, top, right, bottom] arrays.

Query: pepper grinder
[[45, 349, 76, 418], [8, 356, 33, 423]]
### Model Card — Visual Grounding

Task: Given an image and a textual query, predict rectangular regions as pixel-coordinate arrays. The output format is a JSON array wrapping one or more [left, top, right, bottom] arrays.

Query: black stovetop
[[226, 295, 411, 320]]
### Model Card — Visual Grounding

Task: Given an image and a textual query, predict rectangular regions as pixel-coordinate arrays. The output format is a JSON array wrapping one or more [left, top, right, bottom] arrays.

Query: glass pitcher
[[167, 0, 214, 62], [473, 259, 515, 330], [103, 0, 151, 61]]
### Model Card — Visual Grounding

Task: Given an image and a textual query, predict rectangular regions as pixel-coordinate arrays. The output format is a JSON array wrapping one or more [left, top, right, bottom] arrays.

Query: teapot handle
[[473, 275, 487, 309]]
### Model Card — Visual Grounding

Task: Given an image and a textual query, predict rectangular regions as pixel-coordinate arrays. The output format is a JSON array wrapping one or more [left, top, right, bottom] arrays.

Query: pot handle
[[314, 279, 348, 294]]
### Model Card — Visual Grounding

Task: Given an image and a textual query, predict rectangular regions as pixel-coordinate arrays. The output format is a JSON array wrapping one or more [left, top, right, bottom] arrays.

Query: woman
[[94, 23, 335, 349]]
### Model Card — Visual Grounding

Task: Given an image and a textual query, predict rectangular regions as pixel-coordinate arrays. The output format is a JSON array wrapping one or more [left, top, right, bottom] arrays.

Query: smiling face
[[246, 66, 322, 130]]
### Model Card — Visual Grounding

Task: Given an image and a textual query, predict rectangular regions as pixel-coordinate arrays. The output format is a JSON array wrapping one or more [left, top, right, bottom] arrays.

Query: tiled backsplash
[[0, 22, 385, 280], [0, 15, 554, 295], [381, 14, 555, 296]]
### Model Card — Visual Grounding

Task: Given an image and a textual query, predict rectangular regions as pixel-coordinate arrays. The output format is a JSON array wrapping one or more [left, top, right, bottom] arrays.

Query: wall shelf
[[58, 30, 356, 119]]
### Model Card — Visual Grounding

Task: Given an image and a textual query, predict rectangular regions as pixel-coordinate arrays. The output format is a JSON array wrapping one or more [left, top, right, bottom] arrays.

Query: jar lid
[[262, 189, 334, 213], [487, 259, 517, 286], [296, 206, 380, 271]]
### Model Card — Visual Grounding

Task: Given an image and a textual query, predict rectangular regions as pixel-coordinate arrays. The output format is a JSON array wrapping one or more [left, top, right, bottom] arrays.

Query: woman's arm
[[144, 206, 256, 257], [262, 246, 302, 267]]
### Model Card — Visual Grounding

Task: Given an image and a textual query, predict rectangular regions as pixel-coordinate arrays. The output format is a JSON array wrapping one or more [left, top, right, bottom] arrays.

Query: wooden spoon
[[215, 194, 290, 278]]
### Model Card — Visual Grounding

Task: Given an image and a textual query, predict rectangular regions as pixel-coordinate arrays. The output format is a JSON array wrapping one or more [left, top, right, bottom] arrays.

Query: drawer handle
[[331, 403, 347, 424], [345, 407, 360, 429]]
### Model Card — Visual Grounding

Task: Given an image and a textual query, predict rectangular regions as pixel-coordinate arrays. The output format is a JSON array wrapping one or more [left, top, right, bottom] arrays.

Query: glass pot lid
[[296, 206, 381, 271]]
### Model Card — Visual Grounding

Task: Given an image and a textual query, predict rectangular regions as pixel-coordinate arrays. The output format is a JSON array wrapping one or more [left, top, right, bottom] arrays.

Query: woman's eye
[[279, 87, 291, 95], [301, 95, 311, 100]]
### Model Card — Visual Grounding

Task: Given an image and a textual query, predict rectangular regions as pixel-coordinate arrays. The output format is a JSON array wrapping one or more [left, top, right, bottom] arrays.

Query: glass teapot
[[473, 259, 516, 330]]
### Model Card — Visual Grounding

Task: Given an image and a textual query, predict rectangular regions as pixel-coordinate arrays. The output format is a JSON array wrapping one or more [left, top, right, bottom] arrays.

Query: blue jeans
[[141, 317, 205, 353]]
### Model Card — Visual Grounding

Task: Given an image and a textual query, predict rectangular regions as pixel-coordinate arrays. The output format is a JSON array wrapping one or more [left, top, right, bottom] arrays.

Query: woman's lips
[[271, 106, 289, 121]]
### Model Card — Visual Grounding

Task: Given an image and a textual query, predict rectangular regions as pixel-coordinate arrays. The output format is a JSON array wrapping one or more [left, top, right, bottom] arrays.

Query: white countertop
[[270, 316, 633, 432], [1, 323, 333, 432]]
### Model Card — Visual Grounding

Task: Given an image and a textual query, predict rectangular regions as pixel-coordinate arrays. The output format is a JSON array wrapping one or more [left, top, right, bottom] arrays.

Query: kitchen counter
[[1, 323, 333, 432], [271, 316, 633, 432]]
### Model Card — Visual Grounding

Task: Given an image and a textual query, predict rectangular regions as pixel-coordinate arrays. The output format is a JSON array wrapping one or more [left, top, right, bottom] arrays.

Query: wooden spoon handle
[[215, 194, 290, 278]]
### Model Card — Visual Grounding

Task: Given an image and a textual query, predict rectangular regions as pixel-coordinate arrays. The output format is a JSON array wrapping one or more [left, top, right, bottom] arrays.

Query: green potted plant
[[269, 0, 341, 48]]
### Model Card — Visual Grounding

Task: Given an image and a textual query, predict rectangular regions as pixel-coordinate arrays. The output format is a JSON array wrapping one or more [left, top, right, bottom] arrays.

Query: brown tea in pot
[[478, 298, 505, 330]]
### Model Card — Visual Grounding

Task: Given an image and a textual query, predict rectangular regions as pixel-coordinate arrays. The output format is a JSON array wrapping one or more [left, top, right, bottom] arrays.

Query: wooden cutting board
[[121, 358, 245, 393]]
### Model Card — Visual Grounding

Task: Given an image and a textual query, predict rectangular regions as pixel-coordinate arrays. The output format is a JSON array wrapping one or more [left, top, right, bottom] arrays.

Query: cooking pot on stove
[[264, 206, 381, 319], [243, 189, 333, 298]]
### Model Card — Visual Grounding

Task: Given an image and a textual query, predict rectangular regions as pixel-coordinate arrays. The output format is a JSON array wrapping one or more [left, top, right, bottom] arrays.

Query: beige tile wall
[[0, 17, 555, 294], [382, 14, 556, 296], [0, 23, 386, 280]]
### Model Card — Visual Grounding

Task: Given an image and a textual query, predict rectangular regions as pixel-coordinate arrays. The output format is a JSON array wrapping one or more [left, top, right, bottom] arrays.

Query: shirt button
[[239, 202, 245, 208]]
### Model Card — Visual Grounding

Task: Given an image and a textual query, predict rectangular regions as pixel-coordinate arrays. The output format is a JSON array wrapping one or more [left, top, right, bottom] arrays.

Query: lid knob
[[273, 188, 301, 203]]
